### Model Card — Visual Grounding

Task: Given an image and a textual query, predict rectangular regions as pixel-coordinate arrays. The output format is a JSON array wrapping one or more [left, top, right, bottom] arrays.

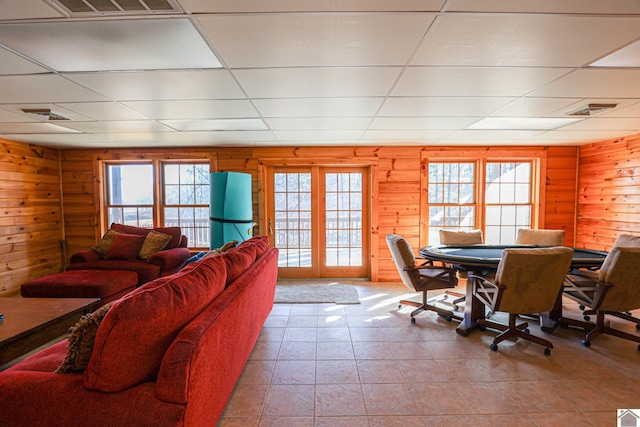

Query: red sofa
[[0, 236, 277, 427], [67, 223, 191, 285]]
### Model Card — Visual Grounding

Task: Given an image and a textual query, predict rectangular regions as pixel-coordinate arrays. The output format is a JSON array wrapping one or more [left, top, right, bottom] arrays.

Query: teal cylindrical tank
[[209, 172, 253, 249]]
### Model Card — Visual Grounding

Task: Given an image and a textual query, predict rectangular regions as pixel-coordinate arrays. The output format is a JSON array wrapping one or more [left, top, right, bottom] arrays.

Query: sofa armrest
[[69, 250, 101, 264], [148, 247, 190, 273]]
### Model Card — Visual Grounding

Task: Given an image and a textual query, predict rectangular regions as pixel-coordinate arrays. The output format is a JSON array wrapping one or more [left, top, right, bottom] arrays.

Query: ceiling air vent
[[566, 103, 617, 117], [48, 0, 183, 16], [22, 108, 72, 121]]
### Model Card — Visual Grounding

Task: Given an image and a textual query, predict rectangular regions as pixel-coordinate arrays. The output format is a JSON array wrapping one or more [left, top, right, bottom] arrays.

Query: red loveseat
[[67, 223, 191, 285], [0, 236, 277, 427]]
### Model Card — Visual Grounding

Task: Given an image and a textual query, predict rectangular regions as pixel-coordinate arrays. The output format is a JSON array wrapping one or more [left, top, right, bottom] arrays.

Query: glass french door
[[268, 166, 369, 278]]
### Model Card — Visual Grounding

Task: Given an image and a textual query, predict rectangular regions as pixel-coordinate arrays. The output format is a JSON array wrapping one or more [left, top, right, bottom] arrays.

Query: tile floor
[[218, 281, 640, 427]]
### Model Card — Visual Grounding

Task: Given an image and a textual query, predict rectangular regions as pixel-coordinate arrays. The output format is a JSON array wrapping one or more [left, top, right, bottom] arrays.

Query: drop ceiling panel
[[490, 97, 582, 117], [123, 100, 259, 120], [0, 2, 66, 19], [0, 19, 221, 72], [198, 14, 435, 68], [362, 129, 454, 140], [273, 130, 364, 141], [160, 119, 267, 131], [530, 129, 637, 141], [446, 0, 640, 14], [254, 98, 384, 118], [265, 117, 372, 130], [182, 0, 447, 13], [557, 117, 640, 131], [184, 130, 276, 143], [445, 129, 543, 140], [370, 116, 477, 130], [393, 67, 570, 97], [0, 75, 109, 103], [0, 47, 51, 75], [531, 69, 640, 98], [56, 102, 149, 121], [600, 102, 640, 118], [57, 120, 174, 133], [97, 132, 197, 144], [0, 122, 80, 134], [234, 68, 402, 98], [2, 133, 108, 145], [412, 15, 640, 67], [65, 70, 245, 101], [0, 108, 40, 123], [379, 97, 514, 116]]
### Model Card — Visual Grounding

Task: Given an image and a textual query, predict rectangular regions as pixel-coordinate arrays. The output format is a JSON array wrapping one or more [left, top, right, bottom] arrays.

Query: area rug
[[274, 281, 361, 304]]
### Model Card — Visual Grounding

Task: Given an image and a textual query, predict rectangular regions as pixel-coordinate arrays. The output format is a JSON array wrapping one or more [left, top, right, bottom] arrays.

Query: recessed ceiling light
[[48, 0, 182, 16], [468, 117, 582, 131], [566, 103, 617, 116]]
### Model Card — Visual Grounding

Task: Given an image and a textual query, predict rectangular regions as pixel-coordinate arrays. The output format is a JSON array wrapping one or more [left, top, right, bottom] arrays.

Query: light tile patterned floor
[[218, 281, 640, 426]]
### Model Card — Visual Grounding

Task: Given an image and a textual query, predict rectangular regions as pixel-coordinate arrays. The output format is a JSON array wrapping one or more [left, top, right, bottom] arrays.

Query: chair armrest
[[69, 250, 101, 264], [147, 247, 191, 272]]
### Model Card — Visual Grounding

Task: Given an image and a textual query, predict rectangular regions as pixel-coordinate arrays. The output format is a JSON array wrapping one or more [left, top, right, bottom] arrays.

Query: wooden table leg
[[456, 277, 485, 336]]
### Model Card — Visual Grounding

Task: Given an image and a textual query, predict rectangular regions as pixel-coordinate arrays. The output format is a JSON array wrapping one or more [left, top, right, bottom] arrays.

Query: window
[[104, 161, 210, 248], [425, 159, 534, 245], [427, 162, 476, 244], [485, 161, 532, 244], [163, 163, 210, 248], [105, 164, 154, 227]]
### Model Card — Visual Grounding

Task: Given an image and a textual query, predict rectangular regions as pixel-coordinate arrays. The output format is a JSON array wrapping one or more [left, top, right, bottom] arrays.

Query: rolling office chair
[[516, 229, 565, 246], [386, 234, 459, 324], [471, 246, 574, 355]]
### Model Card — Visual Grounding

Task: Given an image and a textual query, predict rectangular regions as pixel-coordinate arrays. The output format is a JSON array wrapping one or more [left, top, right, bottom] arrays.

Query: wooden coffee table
[[0, 297, 99, 367]]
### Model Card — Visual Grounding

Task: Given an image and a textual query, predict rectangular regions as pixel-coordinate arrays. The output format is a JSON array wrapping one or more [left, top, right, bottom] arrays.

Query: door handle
[[268, 218, 273, 235]]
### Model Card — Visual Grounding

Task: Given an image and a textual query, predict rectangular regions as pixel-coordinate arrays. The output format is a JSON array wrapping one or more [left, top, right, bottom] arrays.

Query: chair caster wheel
[[478, 325, 486, 331], [523, 328, 530, 334], [453, 305, 459, 311], [445, 316, 452, 322], [560, 323, 569, 329], [398, 304, 402, 309], [544, 348, 551, 356], [583, 315, 590, 321], [410, 317, 416, 324], [637, 344, 640, 351], [636, 324, 640, 330], [490, 343, 498, 351], [579, 305, 585, 310], [582, 340, 591, 347]]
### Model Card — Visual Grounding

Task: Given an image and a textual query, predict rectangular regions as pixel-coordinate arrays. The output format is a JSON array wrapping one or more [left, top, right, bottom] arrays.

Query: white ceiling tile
[[161, 119, 267, 131], [0, 74, 109, 103], [184, 131, 277, 143], [198, 14, 434, 68], [380, 97, 514, 116], [65, 70, 245, 101], [273, 130, 364, 141], [445, 129, 544, 140], [233, 68, 402, 98], [392, 67, 570, 97], [97, 132, 197, 144], [557, 117, 640, 131], [0, 47, 51, 75], [468, 117, 582, 130], [57, 121, 173, 133], [182, 0, 446, 13], [532, 69, 640, 98], [599, 102, 640, 118], [362, 129, 454, 140], [254, 98, 384, 117], [56, 102, 148, 121], [0, 2, 65, 19], [370, 116, 480, 130], [446, 0, 640, 14], [0, 122, 81, 134], [265, 117, 371, 130], [0, 19, 221, 72], [530, 129, 637, 141], [2, 133, 108, 146], [123, 100, 259, 120], [0, 108, 39, 123], [0, 103, 92, 122], [412, 15, 640, 67], [491, 97, 582, 117]]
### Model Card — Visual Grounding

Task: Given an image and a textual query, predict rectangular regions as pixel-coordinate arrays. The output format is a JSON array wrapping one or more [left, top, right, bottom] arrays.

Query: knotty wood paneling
[[576, 134, 640, 251], [59, 144, 579, 282], [0, 139, 63, 296]]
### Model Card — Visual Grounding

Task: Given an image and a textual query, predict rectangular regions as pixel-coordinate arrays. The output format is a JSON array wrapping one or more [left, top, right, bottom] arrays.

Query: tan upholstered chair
[[471, 246, 574, 355], [516, 229, 565, 246], [439, 229, 484, 245], [386, 234, 459, 324], [562, 238, 640, 350]]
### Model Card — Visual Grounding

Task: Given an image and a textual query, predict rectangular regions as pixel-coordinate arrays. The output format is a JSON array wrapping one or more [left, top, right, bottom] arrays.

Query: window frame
[[420, 150, 544, 247], [101, 159, 211, 249]]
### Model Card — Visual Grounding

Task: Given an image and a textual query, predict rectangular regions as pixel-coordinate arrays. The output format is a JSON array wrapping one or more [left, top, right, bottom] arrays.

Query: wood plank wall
[[0, 139, 64, 297], [576, 133, 640, 251], [0, 140, 578, 296]]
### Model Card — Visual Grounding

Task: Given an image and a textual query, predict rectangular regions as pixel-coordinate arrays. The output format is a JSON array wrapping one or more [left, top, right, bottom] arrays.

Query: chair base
[[399, 290, 461, 324], [560, 311, 640, 349], [478, 313, 553, 355]]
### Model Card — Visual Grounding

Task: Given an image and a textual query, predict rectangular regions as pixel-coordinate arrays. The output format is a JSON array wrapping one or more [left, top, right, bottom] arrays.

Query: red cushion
[[222, 247, 255, 286], [110, 223, 182, 249], [83, 254, 227, 392], [105, 233, 146, 260], [20, 270, 138, 299], [238, 235, 270, 259]]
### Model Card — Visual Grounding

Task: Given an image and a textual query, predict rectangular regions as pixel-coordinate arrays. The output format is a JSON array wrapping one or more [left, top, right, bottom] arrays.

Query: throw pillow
[[105, 233, 146, 260], [138, 230, 172, 260], [56, 303, 113, 373], [91, 229, 120, 258]]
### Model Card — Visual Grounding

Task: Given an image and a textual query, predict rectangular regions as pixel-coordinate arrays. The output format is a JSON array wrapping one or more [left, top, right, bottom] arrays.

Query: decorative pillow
[[91, 229, 120, 258], [56, 303, 113, 373], [110, 223, 182, 249], [138, 230, 172, 260], [203, 239, 239, 260], [105, 233, 146, 260], [83, 254, 227, 392]]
